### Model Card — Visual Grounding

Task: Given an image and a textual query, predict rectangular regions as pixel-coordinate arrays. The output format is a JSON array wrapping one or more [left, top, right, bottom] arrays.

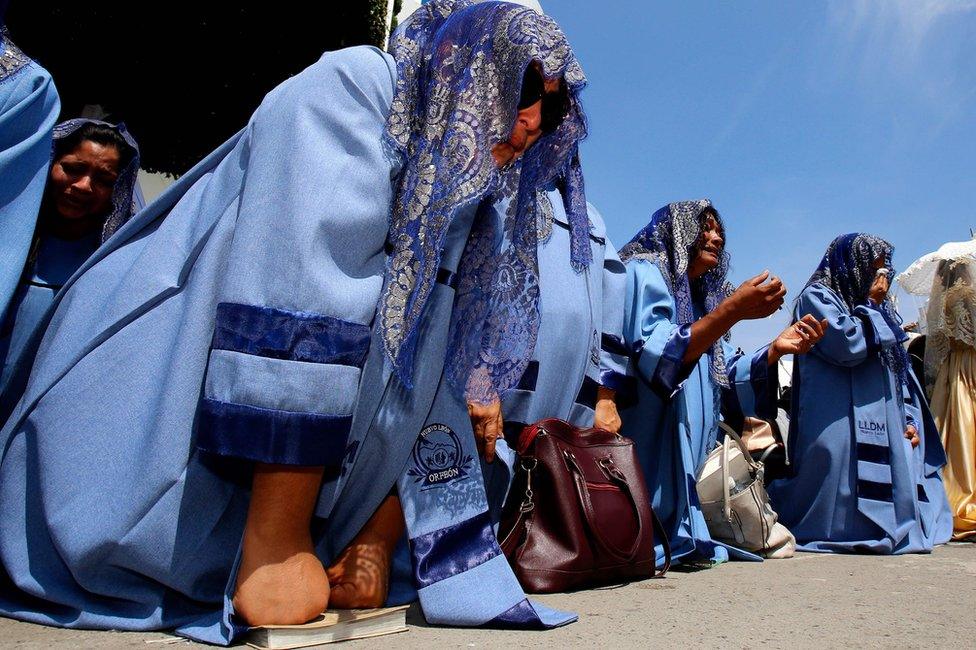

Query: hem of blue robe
[[793, 539, 932, 555], [197, 398, 351, 465]]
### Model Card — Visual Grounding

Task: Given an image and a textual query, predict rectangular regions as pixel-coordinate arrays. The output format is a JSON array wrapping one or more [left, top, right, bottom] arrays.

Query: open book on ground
[[246, 605, 409, 649]]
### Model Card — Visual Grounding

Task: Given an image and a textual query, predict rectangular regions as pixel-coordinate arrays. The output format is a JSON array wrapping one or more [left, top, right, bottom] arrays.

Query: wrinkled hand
[[468, 399, 503, 463], [593, 388, 621, 433], [904, 425, 920, 448], [771, 314, 828, 358], [723, 271, 787, 321]]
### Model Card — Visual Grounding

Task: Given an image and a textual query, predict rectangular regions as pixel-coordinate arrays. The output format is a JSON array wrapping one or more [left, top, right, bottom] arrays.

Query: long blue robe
[[0, 36, 59, 329], [618, 260, 775, 565], [0, 232, 100, 392], [0, 46, 441, 644], [485, 191, 628, 515], [766, 283, 953, 553], [500, 191, 628, 437]]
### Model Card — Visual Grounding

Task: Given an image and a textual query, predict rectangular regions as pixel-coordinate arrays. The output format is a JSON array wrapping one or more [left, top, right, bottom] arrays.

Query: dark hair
[[54, 122, 135, 171], [697, 207, 723, 237]]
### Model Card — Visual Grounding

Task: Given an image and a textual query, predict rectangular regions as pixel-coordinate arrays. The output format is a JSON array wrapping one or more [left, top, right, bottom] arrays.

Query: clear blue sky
[[545, 0, 976, 352]]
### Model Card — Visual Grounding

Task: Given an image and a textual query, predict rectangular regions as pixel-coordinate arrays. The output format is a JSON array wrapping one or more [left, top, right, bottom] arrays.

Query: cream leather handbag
[[696, 421, 795, 558]]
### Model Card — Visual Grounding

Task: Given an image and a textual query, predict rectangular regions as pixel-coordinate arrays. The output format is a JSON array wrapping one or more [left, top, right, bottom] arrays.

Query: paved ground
[[2, 543, 974, 649]]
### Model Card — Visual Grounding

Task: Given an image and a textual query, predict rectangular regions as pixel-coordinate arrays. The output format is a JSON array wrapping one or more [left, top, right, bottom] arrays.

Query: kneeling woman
[[1, 119, 140, 395], [767, 234, 953, 553], [0, 1, 586, 643], [618, 200, 825, 565]]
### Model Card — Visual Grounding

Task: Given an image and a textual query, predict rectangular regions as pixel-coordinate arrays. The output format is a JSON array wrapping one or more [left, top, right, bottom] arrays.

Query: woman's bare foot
[[232, 464, 331, 626], [327, 495, 405, 608], [233, 533, 330, 626]]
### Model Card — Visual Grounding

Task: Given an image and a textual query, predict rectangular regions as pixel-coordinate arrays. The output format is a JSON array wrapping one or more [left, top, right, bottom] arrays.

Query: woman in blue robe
[[617, 200, 826, 566], [767, 234, 953, 554], [483, 187, 628, 515], [0, 1, 590, 643], [500, 188, 627, 438], [0, 119, 140, 396], [0, 27, 60, 343]]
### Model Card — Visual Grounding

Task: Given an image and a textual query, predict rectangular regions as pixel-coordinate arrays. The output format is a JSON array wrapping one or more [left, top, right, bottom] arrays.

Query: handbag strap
[[499, 456, 539, 557], [564, 449, 645, 563], [716, 420, 753, 458], [516, 421, 545, 454], [650, 507, 671, 577], [721, 429, 732, 521]]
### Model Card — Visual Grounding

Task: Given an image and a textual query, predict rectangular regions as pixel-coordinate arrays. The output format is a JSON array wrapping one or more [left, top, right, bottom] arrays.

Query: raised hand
[[723, 270, 787, 321], [904, 424, 920, 449], [869, 269, 890, 305], [771, 314, 828, 358]]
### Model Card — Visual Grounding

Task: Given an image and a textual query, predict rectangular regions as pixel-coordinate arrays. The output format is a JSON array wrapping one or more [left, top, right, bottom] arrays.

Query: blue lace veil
[[618, 199, 733, 388], [804, 233, 910, 384], [383, 0, 589, 403], [51, 118, 141, 242]]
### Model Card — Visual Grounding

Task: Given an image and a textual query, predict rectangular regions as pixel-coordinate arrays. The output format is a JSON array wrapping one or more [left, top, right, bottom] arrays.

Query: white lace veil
[[924, 258, 976, 390]]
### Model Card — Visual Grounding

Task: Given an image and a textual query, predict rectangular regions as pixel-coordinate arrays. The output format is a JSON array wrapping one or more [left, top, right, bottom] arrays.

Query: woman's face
[[48, 139, 121, 220], [687, 214, 725, 279], [491, 75, 561, 168]]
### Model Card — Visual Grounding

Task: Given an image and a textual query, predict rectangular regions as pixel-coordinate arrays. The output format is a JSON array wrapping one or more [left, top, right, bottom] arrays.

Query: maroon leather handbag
[[499, 418, 671, 593]]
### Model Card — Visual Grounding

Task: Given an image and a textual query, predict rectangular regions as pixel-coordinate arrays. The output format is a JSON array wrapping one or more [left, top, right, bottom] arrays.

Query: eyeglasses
[[517, 66, 571, 135]]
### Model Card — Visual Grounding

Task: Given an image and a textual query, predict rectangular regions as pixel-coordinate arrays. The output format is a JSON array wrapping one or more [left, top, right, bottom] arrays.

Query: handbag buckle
[[519, 457, 538, 513], [598, 455, 626, 483]]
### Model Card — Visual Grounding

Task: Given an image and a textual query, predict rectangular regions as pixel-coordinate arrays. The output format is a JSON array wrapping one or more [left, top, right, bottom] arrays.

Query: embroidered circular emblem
[[410, 423, 472, 488]]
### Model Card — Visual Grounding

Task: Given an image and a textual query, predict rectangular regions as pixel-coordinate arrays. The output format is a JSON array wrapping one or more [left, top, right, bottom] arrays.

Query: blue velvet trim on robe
[[856, 442, 890, 464], [599, 368, 633, 394], [600, 333, 635, 393], [601, 332, 633, 357], [648, 323, 693, 399], [487, 599, 547, 630], [857, 479, 894, 502], [211, 302, 370, 367], [917, 484, 929, 503], [576, 376, 599, 410], [197, 398, 353, 465], [515, 360, 540, 391], [503, 420, 528, 446], [510, 360, 600, 410], [411, 511, 500, 589], [748, 346, 776, 420]]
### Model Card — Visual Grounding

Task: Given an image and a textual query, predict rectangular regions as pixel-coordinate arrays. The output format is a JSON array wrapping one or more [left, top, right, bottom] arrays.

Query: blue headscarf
[[619, 199, 733, 388], [382, 0, 589, 404], [0, 27, 29, 80], [50, 118, 141, 242], [805, 233, 910, 384]]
